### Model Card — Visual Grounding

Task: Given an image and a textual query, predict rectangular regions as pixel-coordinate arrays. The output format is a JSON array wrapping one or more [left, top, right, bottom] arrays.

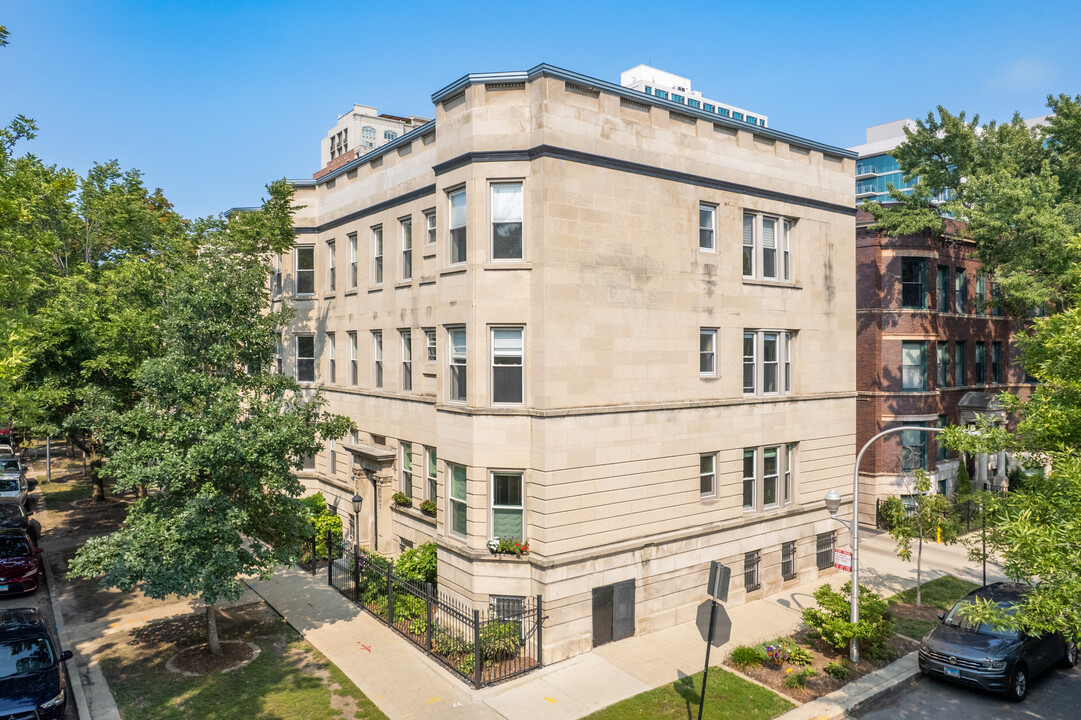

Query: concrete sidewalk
[[245, 528, 1006, 720]]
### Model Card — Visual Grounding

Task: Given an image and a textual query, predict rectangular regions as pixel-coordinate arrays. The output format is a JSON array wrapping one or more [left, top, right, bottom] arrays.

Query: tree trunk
[[69, 434, 106, 501], [206, 603, 221, 655]]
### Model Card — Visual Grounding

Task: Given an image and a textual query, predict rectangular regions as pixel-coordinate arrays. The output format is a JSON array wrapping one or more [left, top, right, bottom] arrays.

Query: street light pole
[[830, 425, 945, 665]]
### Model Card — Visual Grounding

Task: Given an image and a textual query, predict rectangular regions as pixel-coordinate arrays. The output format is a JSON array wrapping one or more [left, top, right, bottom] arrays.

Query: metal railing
[[324, 530, 543, 688]]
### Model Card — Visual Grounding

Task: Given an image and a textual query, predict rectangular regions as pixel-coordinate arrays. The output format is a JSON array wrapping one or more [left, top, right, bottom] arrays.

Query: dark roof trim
[[434, 145, 856, 217], [294, 184, 437, 235], [290, 120, 437, 189], [431, 63, 855, 159]]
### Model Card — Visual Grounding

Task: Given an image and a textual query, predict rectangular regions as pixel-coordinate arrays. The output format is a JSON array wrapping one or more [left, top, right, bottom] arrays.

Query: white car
[[0, 458, 26, 507]]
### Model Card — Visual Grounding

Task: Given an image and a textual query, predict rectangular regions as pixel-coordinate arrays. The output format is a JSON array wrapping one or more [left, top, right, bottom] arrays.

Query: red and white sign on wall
[[834, 549, 852, 572]]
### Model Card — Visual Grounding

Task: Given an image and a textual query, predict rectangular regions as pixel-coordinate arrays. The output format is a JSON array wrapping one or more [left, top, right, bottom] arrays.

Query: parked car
[[0, 501, 39, 543], [0, 528, 41, 596], [918, 582, 1077, 701], [0, 607, 73, 719]]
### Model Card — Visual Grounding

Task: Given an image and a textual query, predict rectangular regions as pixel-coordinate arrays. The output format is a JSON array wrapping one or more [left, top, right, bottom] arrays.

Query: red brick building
[[855, 211, 1029, 524]]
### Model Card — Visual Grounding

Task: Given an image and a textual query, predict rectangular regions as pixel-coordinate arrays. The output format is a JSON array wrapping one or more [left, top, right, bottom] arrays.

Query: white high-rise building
[[620, 64, 767, 128]]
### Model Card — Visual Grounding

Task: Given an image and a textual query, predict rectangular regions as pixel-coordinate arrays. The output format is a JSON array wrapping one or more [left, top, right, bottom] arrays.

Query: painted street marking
[[357, 643, 372, 652], [427, 696, 441, 704], [545, 696, 558, 703]]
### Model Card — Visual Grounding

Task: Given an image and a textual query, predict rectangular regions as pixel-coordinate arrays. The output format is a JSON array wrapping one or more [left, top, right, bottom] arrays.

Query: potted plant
[[419, 499, 437, 516], [391, 492, 412, 508], [487, 536, 530, 557]]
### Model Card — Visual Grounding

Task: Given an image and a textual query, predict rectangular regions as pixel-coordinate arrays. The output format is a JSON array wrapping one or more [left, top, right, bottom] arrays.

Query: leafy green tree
[[68, 182, 352, 653], [879, 470, 961, 607]]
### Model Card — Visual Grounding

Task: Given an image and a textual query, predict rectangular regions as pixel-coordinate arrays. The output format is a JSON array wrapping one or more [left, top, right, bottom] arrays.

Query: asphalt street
[[855, 665, 1081, 720]]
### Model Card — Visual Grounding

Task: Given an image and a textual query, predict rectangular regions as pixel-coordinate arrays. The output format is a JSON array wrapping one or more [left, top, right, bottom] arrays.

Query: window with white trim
[[326, 240, 336, 292], [449, 327, 467, 402], [699, 204, 715, 250], [348, 331, 358, 385], [743, 331, 794, 396], [700, 453, 716, 498], [372, 226, 383, 285], [743, 443, 796, 511], [492, 182, 523, 260], [449, 462, 467, 537], [425, 328, 436, 363], [326, 332, 336, 384], [401, 217, 412, 280], [426, 446, 437, 501], [449, 189, 467, 264], [274, 336, 282, 375], [372, 331, 383, 389], [401, 442, 413, 499], [743, 212, 793, 281], [425, 210, 437, 245], [295, 246, 315, 295], [401, 330, 412, 392], [296, 335, 315, 382], [700, 329, 716, 376], [491, 471, 524, 540], [348, 233, 358, 288], [328, 438, 337, 475], [272, 253, 282, 295], [491, 327, 523, 404], [902, 341, 927, 391]]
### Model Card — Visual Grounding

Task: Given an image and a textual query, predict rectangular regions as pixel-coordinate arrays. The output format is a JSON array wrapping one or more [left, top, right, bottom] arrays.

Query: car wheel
[[1007, 665, 1028, 702], [1060, 641, 1078, 668]]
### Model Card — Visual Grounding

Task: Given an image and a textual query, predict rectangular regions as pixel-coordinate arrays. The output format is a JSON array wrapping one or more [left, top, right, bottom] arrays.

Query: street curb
[[772, 651, 921, 720], [40, 537, 92, 720]]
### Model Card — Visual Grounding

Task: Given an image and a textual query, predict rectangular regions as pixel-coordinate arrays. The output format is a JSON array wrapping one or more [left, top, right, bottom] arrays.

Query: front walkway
[[245, 528, 1006, 720]]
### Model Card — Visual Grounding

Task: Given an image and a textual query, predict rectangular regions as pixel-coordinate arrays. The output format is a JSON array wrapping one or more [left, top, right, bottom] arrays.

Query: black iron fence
[[323, 531, 543, 688], [875, 489, 1008, 532]]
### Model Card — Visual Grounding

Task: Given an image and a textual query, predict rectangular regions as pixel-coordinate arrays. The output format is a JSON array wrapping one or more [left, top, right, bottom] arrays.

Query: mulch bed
[[725, 628, 919, 702], [890, 601, 943, 626], [167, 641, 256, 676]]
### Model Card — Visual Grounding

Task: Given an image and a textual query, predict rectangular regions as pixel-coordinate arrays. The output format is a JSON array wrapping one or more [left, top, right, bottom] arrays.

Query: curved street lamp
[[826, 425, 944, 665]]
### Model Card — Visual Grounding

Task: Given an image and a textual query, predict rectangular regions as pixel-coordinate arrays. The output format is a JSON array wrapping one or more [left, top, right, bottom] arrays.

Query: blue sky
[[4, 1, 1079, 219]]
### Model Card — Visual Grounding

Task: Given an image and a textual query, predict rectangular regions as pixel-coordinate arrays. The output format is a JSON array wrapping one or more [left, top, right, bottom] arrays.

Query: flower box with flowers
[[486, 536, 530, 557]]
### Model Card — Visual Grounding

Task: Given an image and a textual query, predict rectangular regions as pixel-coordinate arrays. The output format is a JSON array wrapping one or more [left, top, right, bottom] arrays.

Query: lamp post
[[827, 424, 945, 665], [351, 493, 363, 556]]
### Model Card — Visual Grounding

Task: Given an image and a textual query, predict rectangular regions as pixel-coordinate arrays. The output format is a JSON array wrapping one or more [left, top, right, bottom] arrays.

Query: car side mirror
[[60, 650, 73, 662], [938, 613, 946, 622]]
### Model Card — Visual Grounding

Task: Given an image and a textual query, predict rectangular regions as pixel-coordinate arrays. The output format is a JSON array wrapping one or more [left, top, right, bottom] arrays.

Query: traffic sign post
[[834, 549, 852, 572], [699, 561, 731, 720]]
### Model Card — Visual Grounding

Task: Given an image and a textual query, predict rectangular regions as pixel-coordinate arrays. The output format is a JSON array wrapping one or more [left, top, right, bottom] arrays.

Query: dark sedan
[[918, 582, 1077, 701], [0, 502, 40, 543], [0, 608, 73, 719]]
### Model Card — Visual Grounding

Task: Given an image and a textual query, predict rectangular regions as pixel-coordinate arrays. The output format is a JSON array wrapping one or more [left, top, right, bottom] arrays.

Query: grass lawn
[[101, 603, 388, 720], [582, 667, 793, 720], [887, 575, 981, 640]]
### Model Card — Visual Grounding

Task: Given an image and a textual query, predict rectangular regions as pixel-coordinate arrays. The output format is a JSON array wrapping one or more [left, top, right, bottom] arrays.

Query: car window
[[0, 460, 19, 472], [0, 505, 22, 519], [945, 599, 1020, 639], [0, 480, 19, 492], [0, 538, 30, 557], [0, 638, 55, 677]]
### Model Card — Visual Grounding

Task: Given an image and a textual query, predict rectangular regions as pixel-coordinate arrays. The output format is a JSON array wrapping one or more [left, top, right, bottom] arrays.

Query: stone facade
[[855, 213, 1030, 525], [279, 65, 857, 663]]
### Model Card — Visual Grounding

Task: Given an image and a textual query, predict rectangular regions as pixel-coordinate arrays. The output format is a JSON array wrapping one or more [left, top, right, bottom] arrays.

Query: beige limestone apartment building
[[276, 64, 857, 663]]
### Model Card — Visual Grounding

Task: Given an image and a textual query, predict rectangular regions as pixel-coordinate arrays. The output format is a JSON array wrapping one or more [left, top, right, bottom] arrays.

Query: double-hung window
[[401, 442, 413, 499], [901, 423, 928, 472], [272, 254, 282, 295], [937, 266, 949, 312], [743, 212, 793, 281], [992, 342, 1002, 383], [700, 453, 716, 498], [492, 182, 523, 260], [743, 331, 794, 396], [955, 341, 966, 385], [975, 342, 986, 384], [328, 438, 337, 475], [349, 332, 358, 385], [976, 275, 987, 313], [425, 329, 437, 363], [449, 327, 467, 402], [372, 331, 383, 389], [491, 471, 524, 540], [449, 463, 467, 537], [296, 335, 315, 382], [425, 210, 437, 246], [400, 218, 412, 280], [372, 226, 383, 285], [700, 329, 716, 376], [401, 330, 412, 392], [936, 341, 949, 388], [901, 258, 927, 308], [426, 447, 438, 501], [295, 246, 315, 295], [348, 233, 358, 288], [744, 443, 796, 511], [954, 269, 966, 313], [699, 204, 715, 250], [274, 337, 283, 375], [326, 240, 336, 292], [901, 341, 927, 391], [449, 189, 467, 265], [491, 327, 523, 404], [936, 415, 949, 462], [327, 332, 336, 384]]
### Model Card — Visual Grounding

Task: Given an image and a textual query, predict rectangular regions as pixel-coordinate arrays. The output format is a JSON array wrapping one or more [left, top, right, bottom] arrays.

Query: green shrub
[[419, 499, 438, 516], [392, 594, 426, 622], [480, 619, 522, 661], [788, 645, 814, 667], [824, 661, 850, 680], [392, 491, 412, 507], [783, 667, 816, 689], [458, 653, 475, 676], [301, 492, 344, 559], [432, 626, 472, 656], [395, 541, 437, 584], [802, 581, 894, 654], [408, 617, 428, 636], [729, 645, 765, 668]]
